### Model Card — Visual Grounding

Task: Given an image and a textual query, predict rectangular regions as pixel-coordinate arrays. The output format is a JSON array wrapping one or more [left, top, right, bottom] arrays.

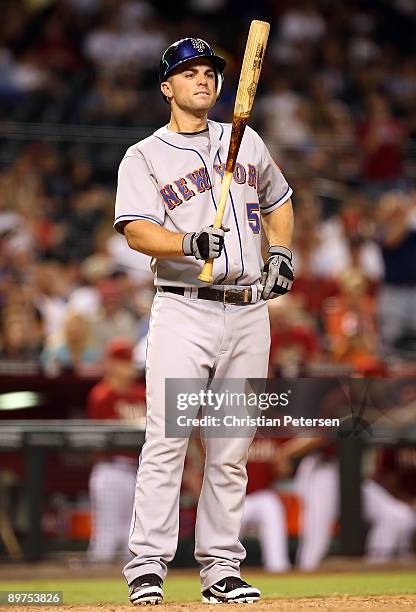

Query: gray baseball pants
[[123, 289, 270, 590]]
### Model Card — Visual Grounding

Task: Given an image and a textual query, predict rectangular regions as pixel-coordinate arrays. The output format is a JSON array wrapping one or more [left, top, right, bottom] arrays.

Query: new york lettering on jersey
[[114, 120, 292, 287], [160, 163, 257, 210]]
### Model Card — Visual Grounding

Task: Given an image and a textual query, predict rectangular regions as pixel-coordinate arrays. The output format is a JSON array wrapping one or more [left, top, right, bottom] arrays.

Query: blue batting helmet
[[159, 38, 226, 100]]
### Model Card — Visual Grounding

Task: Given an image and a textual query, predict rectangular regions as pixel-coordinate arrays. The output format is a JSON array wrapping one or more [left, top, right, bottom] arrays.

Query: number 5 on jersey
[[246, 203, 260, 234]]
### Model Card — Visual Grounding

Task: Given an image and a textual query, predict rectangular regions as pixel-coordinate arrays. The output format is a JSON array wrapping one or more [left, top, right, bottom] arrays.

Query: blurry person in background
[[67, 253, 115, 316], [290, 192, 340, 319], [277, 435, 416, 570], [278, 1, 326, 48], [256, 78, 311, 156], [0, 312, 40, 373], [106, 227, 153, 286], [87, 339, 146, 563], [375, 191, 416, 359], [63, 186, 111, 263], [0, 275, 45, 372], [241, 437, 291, 573], [373, 440, 416, 561], [299, 194, 383, 282], [68, 158, 94, 192], [268, 295, 321, 377], [90, 279, 137, 354], [322, 268, 385, 375], [358, 94, 407, 197], [41, 310, 100, 376], [33, 260, 69, 339], [33, 14, 83, 75]]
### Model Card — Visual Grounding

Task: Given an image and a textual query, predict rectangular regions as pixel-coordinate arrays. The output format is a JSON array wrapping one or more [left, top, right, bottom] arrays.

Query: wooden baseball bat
[[198, 19, 270, 283]]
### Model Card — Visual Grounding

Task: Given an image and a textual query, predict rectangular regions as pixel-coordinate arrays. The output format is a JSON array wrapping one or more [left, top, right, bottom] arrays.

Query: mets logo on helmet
[[191, 39, 206, 53]]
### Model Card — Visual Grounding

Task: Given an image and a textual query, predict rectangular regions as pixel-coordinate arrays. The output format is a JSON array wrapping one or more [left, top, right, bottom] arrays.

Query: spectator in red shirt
[[268, 296, 321, 377], [87, 338, 146, 563], [358, 94, 407, 196], [34, 15, 84, 74]]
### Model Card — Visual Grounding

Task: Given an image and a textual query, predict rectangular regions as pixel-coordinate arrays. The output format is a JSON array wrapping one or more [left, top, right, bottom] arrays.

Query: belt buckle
[[222, 288, 251, 304]]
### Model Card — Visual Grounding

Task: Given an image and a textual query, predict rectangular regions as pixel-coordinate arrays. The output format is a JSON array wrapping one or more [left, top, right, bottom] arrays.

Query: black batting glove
[[261, 245, 294, 300], [182, 226, 229, 260]]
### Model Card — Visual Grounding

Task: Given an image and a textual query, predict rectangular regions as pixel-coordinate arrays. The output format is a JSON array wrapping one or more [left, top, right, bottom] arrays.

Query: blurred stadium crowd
[[0, 0, 416, 572], [1, 0, 416, 379]]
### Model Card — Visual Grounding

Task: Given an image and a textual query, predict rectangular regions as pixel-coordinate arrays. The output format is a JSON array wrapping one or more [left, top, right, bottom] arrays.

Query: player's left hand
[[261, 246, 294, 300]]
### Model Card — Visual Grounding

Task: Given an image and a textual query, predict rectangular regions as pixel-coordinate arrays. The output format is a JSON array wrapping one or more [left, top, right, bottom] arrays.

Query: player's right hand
[[182, 226, 229, 260]]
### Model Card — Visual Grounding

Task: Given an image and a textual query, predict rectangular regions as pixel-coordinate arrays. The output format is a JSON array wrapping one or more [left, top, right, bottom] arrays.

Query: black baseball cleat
[[202, 576, 261, 603], [128, 573, 163, 605]]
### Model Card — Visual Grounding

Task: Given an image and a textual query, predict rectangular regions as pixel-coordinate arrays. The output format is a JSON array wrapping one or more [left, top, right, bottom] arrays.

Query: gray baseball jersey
[[114, 120, 292, 287]]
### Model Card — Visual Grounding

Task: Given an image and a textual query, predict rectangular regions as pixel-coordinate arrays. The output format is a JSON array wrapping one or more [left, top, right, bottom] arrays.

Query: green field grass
[[0, 572, 415, 604]]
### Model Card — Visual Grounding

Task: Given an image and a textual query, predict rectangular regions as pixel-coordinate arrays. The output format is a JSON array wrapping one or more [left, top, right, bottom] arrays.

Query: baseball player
[[86, 339, 146, 563], [242, 437, 291, 573], [114, 38, 294, 604], [278, 437, 416, 570]]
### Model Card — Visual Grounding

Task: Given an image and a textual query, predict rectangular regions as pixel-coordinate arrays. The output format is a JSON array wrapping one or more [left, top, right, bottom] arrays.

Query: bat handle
[[197, 171, 234, 284], [198, 260, 214, 283]]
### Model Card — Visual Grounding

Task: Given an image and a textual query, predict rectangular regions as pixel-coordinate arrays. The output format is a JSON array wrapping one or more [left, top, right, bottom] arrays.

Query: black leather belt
[[159, 285, 252, 305]]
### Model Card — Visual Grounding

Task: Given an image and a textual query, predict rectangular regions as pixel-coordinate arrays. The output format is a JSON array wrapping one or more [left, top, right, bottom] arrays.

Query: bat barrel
[[198, 19, 270, 284]]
